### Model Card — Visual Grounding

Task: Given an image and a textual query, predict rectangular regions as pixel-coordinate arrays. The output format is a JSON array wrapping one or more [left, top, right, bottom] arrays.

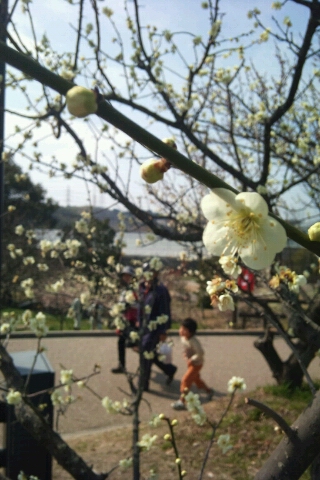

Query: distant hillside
[[53, 206, 148, 232]]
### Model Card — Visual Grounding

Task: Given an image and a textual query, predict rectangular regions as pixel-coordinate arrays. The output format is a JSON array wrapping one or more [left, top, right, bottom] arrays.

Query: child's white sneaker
[[171, 400, 186, 410]]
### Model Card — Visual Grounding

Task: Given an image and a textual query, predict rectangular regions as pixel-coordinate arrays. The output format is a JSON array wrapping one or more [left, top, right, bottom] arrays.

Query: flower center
[[228, 210, 260, 244]]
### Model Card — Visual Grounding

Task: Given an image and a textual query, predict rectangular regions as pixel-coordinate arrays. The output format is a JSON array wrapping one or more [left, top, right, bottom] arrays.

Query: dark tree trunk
[[254, 329, 317, 388], [311, 452, 320, 480], [255, 389, 320, 480]]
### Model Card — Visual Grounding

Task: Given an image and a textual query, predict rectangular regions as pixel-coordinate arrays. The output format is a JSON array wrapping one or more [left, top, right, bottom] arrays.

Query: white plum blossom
[[101, 396, 128, 414], [148, 320, 158, 331], [144, 305, 152, 315], [6, 389, 22, 405], [149, 414, 162, 428], [60, 369, 73, 389], [47, 279, 64, 293], [201, 189, 287, 270], [217, 434, 233, 454], [185, 391, 207, 426], [30, 312, 49, 337], [156, 314, 169, 325], [125, 290, 136, 304], [137, 433, 158, 451], [218, 294, 235, 311], [143, 351, 155, 360], [119, 458, 133, 469], [37, 263, 49, 272], [219, 255, 242, 278], [80, 292, 90, 307], [227, 376, 247, 393], [113, 316, 126, 330], [107, 255, 115, 266], [149, 257, 163, 271], [22, 309, 32, 325], [110, 303, 126, 317], [23, 256, 35, 265], [75, 218, 89, 234], [0, 323, 11, 334], [64, 239, 81, 258], [51, 389, 64, 406], [15, 225, 25, 235], [129, 331, 139, 342], [289, 274, 307, 294], [40, 239, 53, 255]]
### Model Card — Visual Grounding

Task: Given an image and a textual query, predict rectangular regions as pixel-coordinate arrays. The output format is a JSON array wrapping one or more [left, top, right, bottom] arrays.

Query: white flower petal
[[203, 223, 234, 256], [235, 192, 268, 217], [201, 190, 235, 221]]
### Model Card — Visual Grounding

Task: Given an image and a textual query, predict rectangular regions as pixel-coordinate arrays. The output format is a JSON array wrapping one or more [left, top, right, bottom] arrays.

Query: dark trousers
[[153, 355, 176, 376], [141, 328, 177, 390], [118, 334, 126, 368]]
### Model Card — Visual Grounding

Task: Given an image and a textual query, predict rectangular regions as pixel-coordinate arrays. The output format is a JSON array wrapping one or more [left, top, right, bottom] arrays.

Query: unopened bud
[[66, 86, 98, 118], [162, 138, 177, 149], [140, 158, 167, 184], [308, 222, 320, 242]]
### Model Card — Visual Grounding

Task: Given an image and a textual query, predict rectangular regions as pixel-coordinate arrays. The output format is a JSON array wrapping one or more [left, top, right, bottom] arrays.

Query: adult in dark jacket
[[139, 261, 177, 391], [111, 266, 138, 374]]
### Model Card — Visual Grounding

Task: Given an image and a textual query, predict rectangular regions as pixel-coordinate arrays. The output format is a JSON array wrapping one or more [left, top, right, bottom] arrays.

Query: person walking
[[111, 266, 138, 374], [71, 297, 82, 330], [172, 317, 214, 410], [89, 301, 103, 330], [139, 260, 177, 391]]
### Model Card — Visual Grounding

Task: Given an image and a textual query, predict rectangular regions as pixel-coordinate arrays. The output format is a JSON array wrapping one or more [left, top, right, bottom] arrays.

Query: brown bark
[[255, 389, 320, 479], [254, 329, 317, 388]]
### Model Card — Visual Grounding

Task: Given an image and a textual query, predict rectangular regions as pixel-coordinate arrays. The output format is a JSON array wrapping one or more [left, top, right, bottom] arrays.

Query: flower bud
[[308, 222, 320, 242], [171, 419, 178, 426], [66, 86, 98, 118], [164, 434, 171, 441], [162, 138, 177, 149], [140, 159, 165, 184]]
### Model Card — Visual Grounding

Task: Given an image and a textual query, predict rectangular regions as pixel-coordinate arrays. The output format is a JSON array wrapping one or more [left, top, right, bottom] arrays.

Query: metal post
[[0, 0, 8, 310]]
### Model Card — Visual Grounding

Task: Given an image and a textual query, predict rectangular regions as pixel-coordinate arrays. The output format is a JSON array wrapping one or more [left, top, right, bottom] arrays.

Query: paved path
[[4, 333, 320, 436]]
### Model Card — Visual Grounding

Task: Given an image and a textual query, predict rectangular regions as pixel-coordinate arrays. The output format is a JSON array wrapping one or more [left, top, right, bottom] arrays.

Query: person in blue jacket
[[139, 260, 177, 391]]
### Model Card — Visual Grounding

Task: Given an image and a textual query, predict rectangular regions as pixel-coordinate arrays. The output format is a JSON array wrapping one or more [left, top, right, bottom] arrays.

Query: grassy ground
[[53, 383, 315, 480]]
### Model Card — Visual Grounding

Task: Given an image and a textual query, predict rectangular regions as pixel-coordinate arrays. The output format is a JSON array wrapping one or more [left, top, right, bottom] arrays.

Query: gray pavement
[[4, 333, 320, 436]]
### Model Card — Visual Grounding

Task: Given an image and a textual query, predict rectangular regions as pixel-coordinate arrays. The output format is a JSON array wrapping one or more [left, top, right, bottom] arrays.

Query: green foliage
[[4, 159, 58, 229]]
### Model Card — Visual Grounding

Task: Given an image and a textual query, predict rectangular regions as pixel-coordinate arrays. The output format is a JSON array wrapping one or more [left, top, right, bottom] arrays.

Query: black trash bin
[[0, 350, 54, 480]]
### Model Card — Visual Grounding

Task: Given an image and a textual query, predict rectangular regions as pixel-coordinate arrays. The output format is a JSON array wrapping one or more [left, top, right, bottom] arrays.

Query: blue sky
[[4, 0, 313, 210]]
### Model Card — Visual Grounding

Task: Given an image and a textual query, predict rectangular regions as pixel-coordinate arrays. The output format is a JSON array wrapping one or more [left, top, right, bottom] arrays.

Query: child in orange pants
[[172, 317, 214, 410]]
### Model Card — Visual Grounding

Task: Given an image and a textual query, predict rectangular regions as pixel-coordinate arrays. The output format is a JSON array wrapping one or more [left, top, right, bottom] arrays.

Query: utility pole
[[0, 0, 8, 309]]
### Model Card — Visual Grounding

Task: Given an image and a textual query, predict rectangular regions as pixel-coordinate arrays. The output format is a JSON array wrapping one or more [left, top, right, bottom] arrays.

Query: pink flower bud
[[66, 86, 98, 118]]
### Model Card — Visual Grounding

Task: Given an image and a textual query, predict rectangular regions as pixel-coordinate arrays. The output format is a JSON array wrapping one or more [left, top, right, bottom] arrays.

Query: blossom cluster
[[6, 389, 22, 405], [136, 433, 158, 451], [101, 396, 129, 414], [19, 311, 49, 338], [206, 276, 238, 311], [269, 266, 307, 294], [184, 391, 207, 426]]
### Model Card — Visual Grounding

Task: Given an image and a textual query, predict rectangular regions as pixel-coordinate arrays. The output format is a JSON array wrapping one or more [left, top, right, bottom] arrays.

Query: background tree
[[1, 1, 320, 479], [1, 159, 58, 305]]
